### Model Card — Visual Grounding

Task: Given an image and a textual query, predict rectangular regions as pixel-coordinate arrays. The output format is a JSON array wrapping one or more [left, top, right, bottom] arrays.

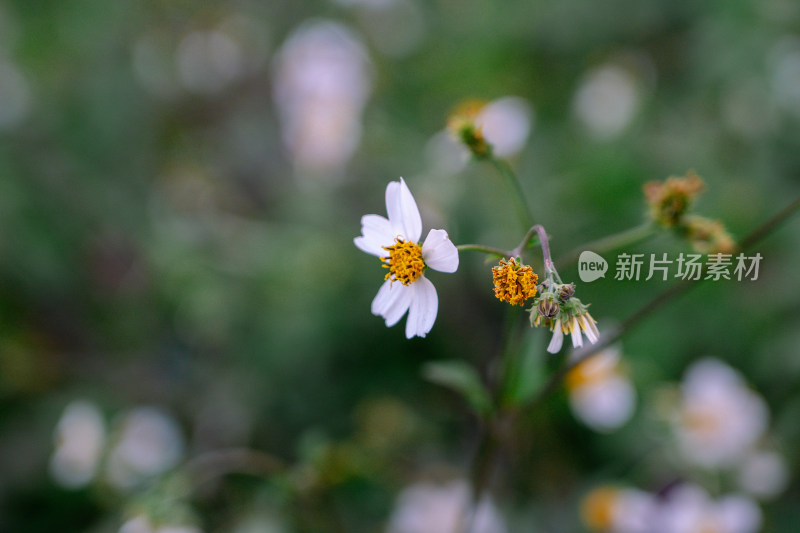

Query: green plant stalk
[[490, 157, 534, 231]]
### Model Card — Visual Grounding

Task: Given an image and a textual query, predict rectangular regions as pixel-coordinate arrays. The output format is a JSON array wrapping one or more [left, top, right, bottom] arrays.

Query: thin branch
[[490, 157, 534, 231], [456, 244, 508, 257], [184, 448, 285, 488]]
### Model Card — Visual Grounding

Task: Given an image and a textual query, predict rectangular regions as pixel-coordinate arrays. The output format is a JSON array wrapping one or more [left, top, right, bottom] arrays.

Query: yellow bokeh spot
[[381, 238, 425, 286], [581, 486, 620, 532], [492, 258, 538, 306]]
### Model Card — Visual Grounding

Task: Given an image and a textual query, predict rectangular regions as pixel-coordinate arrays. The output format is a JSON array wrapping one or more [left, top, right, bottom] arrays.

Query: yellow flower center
[[492, 258, 538, 306], [381, 238, 425, 286], [580, 487, 619, 531]]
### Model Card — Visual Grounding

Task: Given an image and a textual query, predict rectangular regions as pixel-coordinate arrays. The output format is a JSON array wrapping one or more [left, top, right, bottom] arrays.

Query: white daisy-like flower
[[355, 178, 459, 338]]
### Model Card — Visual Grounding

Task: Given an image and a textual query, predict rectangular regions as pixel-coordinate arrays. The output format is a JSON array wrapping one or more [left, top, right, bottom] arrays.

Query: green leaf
[[422, 360, 493, 417], [504, 331, 547, 406]]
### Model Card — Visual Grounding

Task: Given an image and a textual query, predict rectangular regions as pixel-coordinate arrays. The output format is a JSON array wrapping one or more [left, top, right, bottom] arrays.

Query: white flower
[[581, 486, 655, 533], [119, 515, 203, 533], [672, 358, 768, 468], [566, 348, 635, 432], [475, 96, 533, 157], [386, 480, 506, 533], [737, 450, 789, 500], [273, 21, 371, 177], [105, 407, 185, 490], [50, 400, 106, 488], [355, 178, 458, 338], [655, 484, 762, 533]]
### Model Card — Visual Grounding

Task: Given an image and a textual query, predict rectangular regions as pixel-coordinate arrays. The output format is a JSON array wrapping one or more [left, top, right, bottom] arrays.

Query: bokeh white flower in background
[[655, 484, 762, 533], [572, 63, 641, 139], [475, 97, 533, 158], [565, 347, 636, 432], [386, 480, 506, 533], [272, 20, 371, 178], [671, 358, 768, 469], [105, 407, 185, 490], [736, 450, 790, 500], [429, 96, 533, 174], [50, 400, 106, 488], [581, 486, 655, 533], [119, 515, 202, 533]]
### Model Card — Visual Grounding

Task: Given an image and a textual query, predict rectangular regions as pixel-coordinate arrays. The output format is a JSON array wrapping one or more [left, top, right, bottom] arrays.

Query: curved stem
[[184, 448, 285, 488], [456, 244, 508, 257]]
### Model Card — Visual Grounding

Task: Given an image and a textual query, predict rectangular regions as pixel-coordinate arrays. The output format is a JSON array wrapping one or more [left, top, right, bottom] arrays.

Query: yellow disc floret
[[492, 257, 538, 306], [381, 237, 425, 286]]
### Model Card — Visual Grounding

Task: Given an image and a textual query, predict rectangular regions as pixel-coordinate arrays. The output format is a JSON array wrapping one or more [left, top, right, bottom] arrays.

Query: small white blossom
[[105, 407, 185, 489], [672, 359, 768, 468], [50, 400, 106, 488], [355, 178, 458, 338], [386, 480, 505, 533], [566, 348, 635, 432]]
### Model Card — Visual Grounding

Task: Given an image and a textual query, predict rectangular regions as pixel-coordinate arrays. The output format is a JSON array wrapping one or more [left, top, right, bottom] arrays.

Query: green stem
[[456, 244, 508, 257], [490, 157, 534, 231], [556, 223, 657, 268]]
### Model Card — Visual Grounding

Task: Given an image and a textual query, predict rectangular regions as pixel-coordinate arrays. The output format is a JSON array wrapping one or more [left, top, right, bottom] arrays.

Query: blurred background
[[1, 0, 799, 531]]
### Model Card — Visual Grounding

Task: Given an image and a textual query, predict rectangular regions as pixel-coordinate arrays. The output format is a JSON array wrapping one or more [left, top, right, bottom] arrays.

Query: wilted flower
[[671, 359, 768, 469], [530, 282, 599, 353], [682, 215, 736, 254], [386, 480, 506, 533], [565, 348, 636, 432], [355, 178, 459, 338], [492, 257, 538, 306], [50, 400, 106, 489], [643, 171, 705, 228]]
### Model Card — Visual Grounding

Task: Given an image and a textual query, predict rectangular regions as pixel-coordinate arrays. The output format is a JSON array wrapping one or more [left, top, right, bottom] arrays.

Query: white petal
[[580, 315, 598, 344], [371, 279, 413, 327], [354, 214, 395, 256], [386, 178, 422, 243], [547, 328, 564, 354], [405, 275, 438, 338], [422, 229, 459, 273], [571, 333, 583, 348]]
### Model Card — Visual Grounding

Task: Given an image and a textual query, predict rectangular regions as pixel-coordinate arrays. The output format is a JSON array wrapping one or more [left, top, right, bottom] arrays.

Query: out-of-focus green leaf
[[422, 360, 493, 417]]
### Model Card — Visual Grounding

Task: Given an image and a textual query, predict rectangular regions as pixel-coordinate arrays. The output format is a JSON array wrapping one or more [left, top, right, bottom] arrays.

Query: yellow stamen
[[381, 237, 425, 286], [492, 258, 538, 306]]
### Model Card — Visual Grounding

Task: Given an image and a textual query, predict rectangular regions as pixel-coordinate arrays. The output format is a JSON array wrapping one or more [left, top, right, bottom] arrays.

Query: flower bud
[[558, 283, 575, 301], [538, 298, 560, 319]]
